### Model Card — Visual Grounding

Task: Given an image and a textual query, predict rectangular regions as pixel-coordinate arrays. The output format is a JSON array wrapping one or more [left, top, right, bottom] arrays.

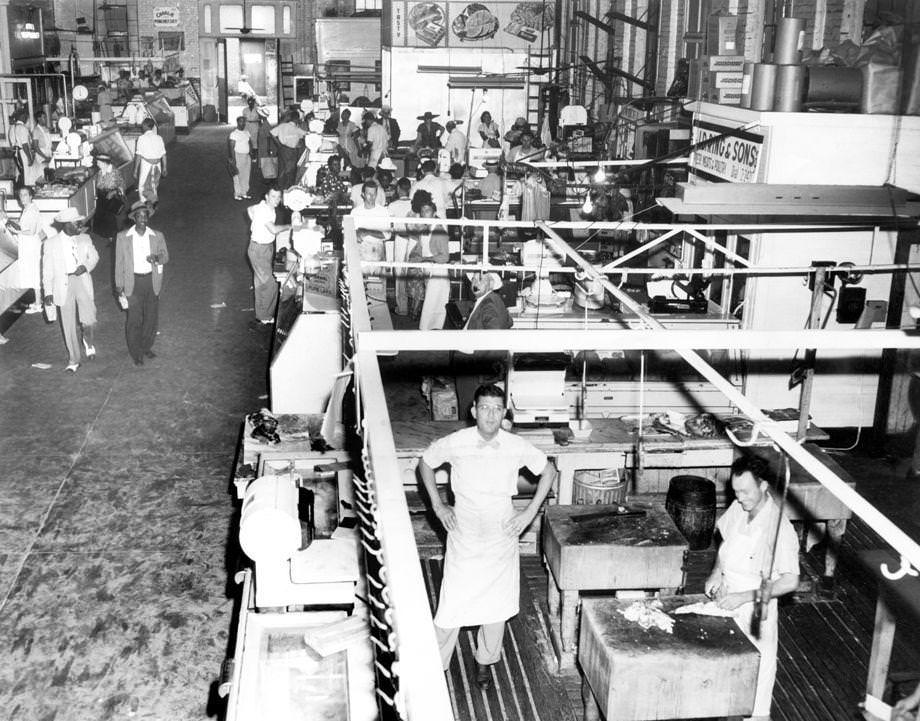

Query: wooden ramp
[[421, 559, 577, 721]]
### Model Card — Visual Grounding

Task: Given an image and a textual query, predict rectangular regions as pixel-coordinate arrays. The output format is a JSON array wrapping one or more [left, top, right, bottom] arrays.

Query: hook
[[880, 555, 919, 581]]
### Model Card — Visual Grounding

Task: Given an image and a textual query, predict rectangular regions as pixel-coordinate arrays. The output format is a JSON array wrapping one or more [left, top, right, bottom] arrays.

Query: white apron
[[435, 491, 518, 628], [718, 520, 778, 718], [418, 231, 450, 330]]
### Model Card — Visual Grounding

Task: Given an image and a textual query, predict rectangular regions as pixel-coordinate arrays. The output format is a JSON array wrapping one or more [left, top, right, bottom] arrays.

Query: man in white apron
[[705, 455, 800, 721], [419, 384, 555, 689]]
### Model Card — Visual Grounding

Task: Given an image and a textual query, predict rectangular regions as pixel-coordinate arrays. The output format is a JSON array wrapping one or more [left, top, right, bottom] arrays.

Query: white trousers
[[435, 620, 505, 670]]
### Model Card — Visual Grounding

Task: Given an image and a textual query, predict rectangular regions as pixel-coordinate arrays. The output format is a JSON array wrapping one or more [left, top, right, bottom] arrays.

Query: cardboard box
[[430, 383, 459, 421], [707, 55, 746, 72], [707, 15, 741, 56], [714, 71, 744, 89]]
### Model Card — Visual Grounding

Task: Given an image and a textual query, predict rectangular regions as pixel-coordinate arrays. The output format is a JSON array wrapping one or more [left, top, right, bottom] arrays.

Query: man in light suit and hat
[[414, 111, 444, 153], [379, 105, 401, 151], [114, 200, 169, 366], [42, 207, 98, 372]]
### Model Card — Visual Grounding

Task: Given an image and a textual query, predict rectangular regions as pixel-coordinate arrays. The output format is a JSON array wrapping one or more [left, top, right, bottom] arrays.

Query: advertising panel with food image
[[389, 0, 553, 48], [407, 2, 448, 47]]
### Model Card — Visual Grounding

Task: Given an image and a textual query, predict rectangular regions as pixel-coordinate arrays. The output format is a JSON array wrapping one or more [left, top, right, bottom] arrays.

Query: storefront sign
[[153, 6, 180, 28], [690, 121, 764, 183], [384, 0, 554, 50]]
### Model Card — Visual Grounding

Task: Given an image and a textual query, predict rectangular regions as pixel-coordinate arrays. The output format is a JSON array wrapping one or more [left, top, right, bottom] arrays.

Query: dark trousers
[[126, 273, 159, 361]]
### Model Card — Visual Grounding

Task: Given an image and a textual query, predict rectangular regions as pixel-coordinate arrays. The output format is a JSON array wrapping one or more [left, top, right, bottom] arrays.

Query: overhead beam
[[580, 55, 654, 91], [576, 8, 651, 31]]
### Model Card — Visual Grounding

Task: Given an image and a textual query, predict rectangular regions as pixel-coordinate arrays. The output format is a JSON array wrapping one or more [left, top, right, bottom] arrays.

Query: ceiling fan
[[224, 0, 265, 35]]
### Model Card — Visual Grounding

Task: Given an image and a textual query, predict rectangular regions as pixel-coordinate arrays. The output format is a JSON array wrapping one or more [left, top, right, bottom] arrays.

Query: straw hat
[[377, 157, 397, 171], [54, 207, 84, 223], [417, 111, 439, 120], [127, 200, 154, 220]]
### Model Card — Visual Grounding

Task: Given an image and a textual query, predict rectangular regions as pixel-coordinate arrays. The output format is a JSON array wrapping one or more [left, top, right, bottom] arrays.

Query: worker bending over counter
[[706, 455, 800, 721]]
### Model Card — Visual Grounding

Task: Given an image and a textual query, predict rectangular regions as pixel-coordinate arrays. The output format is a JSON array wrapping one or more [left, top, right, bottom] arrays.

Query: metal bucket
[[750, 64, 778, 111], [573, 468, 628, 505], [774, 65, 805, 111]]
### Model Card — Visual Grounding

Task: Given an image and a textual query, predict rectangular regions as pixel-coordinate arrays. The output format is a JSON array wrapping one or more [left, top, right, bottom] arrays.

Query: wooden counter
[[543, 502, 688, 668], [579, 595, 759, 720]]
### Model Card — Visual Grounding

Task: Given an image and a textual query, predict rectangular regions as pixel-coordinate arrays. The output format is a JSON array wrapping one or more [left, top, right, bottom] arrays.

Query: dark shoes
[[475, 662, 492, 690], [144, 350, 156, 358], [133, 357, 144, 366]]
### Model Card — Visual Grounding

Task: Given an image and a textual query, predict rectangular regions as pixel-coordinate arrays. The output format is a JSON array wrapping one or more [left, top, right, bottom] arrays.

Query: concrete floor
[[0, 126, 271, 721], [2, 124, 920, 721]]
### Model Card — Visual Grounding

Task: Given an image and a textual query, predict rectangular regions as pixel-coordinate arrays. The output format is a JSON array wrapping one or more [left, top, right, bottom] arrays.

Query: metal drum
[[665, 475, 716, 550], [774, 16, 805, 65], [774, 64, 805, 111], [804, 66, 863, 109], [740, 61, 756, 108], [750, 63, 778, 111]]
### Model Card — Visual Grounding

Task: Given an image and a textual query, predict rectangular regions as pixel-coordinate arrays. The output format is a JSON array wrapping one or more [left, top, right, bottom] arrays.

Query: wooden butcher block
[[579, 595, 759, 720], [543, 502, 688, 591]]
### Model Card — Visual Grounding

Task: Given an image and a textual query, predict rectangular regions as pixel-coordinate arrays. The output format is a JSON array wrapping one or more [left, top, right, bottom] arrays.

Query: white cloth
[[16, 203, 44, 290], [248, 201, 277, 244], [229, 128, 251, 155], [365, 123, 388, 168], [716, 496, 799, 718], [129, 227, 154, 273], [421, 427, 547, 627]]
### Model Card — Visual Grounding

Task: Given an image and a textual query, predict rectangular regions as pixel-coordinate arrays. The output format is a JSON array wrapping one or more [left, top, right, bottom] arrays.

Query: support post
[[797, 267, 826, 441]]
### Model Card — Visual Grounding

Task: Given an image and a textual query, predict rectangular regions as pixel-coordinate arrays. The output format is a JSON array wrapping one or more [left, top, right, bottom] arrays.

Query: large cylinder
[[774, 16, 806, 65], [573, 468, 628, 505], [665, 475, 716, 551], [740, 61, 756, 108], [774, 64, 805, 111], [240, 475, 303, 562], [804, 66, 863, 108], [750, 63, 778, 111]]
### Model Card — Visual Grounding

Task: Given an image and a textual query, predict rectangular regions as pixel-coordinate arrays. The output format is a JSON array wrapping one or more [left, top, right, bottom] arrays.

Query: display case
[[89, 128, 135, 190], [118, 91, 176, 148], [160, 82, 201, 132], [32, 168, 97, 221]]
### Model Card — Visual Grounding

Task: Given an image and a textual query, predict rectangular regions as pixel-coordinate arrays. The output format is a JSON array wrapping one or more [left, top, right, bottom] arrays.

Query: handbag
[[260, 156, 278, 179]]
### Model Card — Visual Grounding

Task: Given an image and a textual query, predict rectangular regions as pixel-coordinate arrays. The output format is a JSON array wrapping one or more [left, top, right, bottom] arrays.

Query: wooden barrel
[[573, 468, 628, 505], [665, 475, 716, 550]]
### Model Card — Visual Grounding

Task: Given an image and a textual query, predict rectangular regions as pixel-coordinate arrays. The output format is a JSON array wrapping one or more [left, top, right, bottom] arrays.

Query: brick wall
[[136, 0, 200, 75]]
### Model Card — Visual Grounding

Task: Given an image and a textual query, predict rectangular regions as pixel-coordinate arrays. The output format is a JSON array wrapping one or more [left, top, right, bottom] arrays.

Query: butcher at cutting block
[[705, 454, 800, 721], [419, 384, 555, 689]]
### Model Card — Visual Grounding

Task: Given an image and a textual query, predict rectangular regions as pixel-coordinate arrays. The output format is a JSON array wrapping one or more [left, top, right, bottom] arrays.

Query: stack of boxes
[[686, 14, 744, 106]]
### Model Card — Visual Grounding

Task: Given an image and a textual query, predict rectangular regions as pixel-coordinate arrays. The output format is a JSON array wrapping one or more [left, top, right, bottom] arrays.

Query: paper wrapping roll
[[740, 61, 756, 108], [774, 64, 805, 111], [774, 16, 805, 65], [750, 63, 778, 111], [239, 475, 303, 562]]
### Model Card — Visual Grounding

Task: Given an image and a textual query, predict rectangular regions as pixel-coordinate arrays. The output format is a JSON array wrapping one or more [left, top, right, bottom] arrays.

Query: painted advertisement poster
[[690, 121, 764, 183], [390, 0, 554, 49]]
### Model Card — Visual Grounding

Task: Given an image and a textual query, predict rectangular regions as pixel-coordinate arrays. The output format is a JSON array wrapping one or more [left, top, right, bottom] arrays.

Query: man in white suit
[[42, 207, 99, 373]]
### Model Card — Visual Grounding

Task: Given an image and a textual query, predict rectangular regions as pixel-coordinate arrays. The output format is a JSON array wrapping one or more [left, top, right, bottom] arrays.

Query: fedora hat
[[128, 200, 153, 220], [417, 111, 439, 120], [377, 157, 397, 171], [53, 207, 84, 223]]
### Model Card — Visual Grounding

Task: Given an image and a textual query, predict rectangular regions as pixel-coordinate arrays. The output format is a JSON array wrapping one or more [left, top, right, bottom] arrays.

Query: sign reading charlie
[[153, 6, 180, 28]]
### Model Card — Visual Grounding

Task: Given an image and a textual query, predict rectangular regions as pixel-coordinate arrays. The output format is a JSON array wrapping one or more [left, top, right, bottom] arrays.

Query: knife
[[572, 507, 647, 522]]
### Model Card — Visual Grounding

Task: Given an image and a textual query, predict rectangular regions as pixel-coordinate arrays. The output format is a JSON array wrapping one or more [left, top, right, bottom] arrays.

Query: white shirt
[[411, 174, 449, 217], [129, 227, 154, 273], [136, 130, 166, 161], [229, 128, 251, 155], [248, 201, 278, 244], [445, 128, 467, 164], [63, 235, 80, 274]]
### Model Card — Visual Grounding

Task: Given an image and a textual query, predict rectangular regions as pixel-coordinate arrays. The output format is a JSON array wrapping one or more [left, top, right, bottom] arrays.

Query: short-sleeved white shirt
[[229, 128, 251, 155], [248, 201, 277, 244], [136, 130, 166, 161]]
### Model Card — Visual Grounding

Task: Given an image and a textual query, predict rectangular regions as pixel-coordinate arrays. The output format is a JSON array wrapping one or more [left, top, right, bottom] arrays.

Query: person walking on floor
[[247, 188, 290, 329], [134, 118, 167, 205], [228, 117, 252, 200], [42, 207, 99, 373], [419, 383, 555, 687], [114, 201, 169, 367]]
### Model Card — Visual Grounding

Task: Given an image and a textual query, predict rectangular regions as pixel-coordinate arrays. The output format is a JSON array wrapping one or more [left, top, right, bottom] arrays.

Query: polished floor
[[2, 125, 920, 721]]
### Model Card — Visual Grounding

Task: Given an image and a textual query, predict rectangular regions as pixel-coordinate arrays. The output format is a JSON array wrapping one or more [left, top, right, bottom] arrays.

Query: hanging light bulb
[[593, 166, 606, 183], [582, 193, 594, 214]]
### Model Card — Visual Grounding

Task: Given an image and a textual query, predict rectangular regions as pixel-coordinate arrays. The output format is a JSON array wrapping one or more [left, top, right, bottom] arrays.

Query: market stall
[[118, 91, 176, 148], [159, 83, 201, 133]]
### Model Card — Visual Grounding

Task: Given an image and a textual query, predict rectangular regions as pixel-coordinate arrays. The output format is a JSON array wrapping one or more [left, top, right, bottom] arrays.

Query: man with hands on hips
[[705, 455, 800, 721], [419, 384, 555, 690]]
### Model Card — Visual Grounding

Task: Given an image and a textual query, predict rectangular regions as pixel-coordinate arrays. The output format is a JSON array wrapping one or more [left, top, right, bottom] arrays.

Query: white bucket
[[239, 475, 302, 562]]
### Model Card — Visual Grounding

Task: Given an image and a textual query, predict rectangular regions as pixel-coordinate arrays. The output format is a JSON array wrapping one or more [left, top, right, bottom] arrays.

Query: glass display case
[[160, 81, 201, 132], [118, 91, 176, 148], [90, 127, 134, 189]]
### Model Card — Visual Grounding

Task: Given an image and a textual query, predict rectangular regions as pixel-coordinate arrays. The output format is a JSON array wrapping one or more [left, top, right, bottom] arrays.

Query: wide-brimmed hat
[[377, 157, 397, 171], [128, 200, 153, 220], [54, 207, 84, 223], [417, 111, 439, 120]]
